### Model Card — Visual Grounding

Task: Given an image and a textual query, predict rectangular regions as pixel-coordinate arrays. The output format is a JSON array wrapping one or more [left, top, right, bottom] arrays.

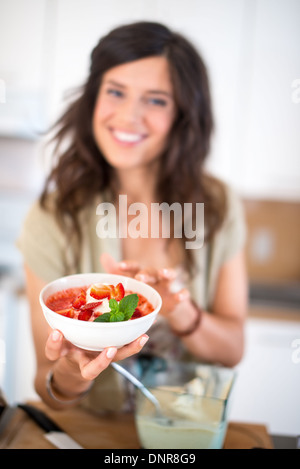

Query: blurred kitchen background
[[0, 0, 299, 439]]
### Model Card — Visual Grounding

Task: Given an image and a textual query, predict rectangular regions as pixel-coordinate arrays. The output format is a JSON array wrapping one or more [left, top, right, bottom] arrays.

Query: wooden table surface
[[0, 400, 273, 450]]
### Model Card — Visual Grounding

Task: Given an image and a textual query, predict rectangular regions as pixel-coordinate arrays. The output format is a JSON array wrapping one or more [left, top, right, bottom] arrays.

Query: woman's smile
[[109, 128, 147, 146]]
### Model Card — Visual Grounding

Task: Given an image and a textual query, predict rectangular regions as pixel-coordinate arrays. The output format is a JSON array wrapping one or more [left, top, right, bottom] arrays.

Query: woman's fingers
[[135, 271, 157, 284], [135, 267, 177, 284], [118, 260, 141, 276], [100, 253, 141, 277], [113, 334, 149, 361], [78, 347, 118, 381], [45, 330, 67, 361], [77, 335, 149, 380], [135, 267, 189, 315], [174, 287, 190, 303], [158, 268, 177, 281], [46, 329, 149, 381]]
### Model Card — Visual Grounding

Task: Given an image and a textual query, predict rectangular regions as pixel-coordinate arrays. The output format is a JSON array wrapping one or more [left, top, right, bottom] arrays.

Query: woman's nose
[[118, 98, 143, 124]]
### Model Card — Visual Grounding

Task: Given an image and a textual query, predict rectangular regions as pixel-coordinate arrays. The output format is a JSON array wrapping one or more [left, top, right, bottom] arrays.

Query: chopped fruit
[[55, 308, 75, 318], [72, 290, 86, 309], [112, 283, 125, 301], [90, 284, 112, 300], [89, 283, 125, 301], [78, 309, 93, 321], [92, 310, 102, 319], [80, 301, 102, 311], [131, 308, 142, 319], [45, 283, 154, 322], [137, 295, 148, 307]]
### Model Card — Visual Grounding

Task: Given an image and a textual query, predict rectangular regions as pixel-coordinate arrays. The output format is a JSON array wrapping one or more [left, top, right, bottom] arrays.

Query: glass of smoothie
[[135, 361, 235, 449]]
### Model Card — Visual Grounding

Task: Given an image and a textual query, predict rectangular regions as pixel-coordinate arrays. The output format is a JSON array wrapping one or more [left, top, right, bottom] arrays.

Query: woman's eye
[[107, 88, 123, 98], [148, 97, 167, 107]]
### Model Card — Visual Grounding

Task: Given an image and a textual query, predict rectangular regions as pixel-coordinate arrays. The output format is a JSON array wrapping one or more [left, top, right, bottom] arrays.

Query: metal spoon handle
[[111, 362, 162, 413]]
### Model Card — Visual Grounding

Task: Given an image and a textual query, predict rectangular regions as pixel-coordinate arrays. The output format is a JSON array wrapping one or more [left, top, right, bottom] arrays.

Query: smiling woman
[[38, 21, 221, 276], [17, 21, 247, 412]]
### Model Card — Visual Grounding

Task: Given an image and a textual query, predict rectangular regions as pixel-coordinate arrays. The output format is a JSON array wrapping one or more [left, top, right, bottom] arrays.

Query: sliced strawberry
[[55, 308, 75, 318], [72, 290, 86, 309], [89, 282, 125, 301], [131, 308, 142, 320], [112, 283, 125, 301], [80, 301, 102, 311], [93, 310, 102, 319], [90, 284, 112, 300], [78, 309, 93, 321]]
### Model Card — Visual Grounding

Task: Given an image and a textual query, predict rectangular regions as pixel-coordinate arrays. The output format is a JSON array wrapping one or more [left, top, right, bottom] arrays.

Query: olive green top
[[17, 182, 246, 412]]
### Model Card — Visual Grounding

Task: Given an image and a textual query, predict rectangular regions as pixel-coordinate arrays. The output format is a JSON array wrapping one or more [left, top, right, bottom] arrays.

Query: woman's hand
[[134, 267, 190, 317], [100, 252, 141, 279], [100, 253, 190, 318], [45, 329, 149, 383]]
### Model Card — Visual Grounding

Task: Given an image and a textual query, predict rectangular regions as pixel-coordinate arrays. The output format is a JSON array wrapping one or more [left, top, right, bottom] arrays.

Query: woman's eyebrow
[[147, 90, 172, 98], [105, 79, 172, 97], [104, 79, 125, 88]]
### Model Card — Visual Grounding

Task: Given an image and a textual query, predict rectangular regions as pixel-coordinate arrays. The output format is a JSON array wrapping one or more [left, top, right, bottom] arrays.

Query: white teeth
[[113, 130, 143, 143]]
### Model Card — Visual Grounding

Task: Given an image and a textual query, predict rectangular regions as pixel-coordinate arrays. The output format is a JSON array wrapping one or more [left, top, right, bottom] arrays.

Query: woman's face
[[92, 56, 176, 171]]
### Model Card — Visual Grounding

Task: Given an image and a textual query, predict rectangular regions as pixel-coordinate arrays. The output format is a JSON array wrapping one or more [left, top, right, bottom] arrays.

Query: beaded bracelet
[[171, 300, 203, 337], [46, 370, 93, 405]]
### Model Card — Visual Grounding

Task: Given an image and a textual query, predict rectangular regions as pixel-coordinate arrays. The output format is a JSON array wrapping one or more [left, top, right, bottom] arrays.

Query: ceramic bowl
[[39, 273, 162, 351]]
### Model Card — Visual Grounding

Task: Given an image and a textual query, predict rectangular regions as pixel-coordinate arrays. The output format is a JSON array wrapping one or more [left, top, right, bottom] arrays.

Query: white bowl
[[39, 273, 162, 351]]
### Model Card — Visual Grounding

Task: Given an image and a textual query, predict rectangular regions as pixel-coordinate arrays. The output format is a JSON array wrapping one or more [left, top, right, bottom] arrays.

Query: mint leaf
[[108, 298, 124, 322], [119, 294, 139, 320], [93, 293, 139, 323], [108, 298, 119, 313], [94, 312, 111, 322], [110, 310, 125, 322]]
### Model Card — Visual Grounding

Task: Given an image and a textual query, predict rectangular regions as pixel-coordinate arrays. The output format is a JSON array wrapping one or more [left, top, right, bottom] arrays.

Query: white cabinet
[[230, 313, 300, 436], [0, 282, 38, 404]]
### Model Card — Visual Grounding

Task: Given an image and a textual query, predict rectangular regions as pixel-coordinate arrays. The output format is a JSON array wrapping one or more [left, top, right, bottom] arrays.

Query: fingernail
[[106, 347, 117, 359], [136, 274, 145, 281], [159, 268, 176, 279], [139, 335, 149, 347], [51, 330, 61, 342], [177, 290, 190, 302], [161, 268, 171, 277]]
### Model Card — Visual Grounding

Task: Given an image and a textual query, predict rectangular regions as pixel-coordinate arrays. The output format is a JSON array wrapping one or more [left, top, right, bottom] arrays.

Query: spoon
[[111, 362, 172, 425]]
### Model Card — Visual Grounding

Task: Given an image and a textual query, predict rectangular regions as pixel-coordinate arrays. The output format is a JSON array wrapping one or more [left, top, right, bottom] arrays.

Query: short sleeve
[[217, 184, 247, 265], [16, 199, 71, 282]]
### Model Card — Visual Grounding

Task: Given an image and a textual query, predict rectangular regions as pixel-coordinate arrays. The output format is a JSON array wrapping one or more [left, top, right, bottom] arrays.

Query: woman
[[18, 22, 248, 411]]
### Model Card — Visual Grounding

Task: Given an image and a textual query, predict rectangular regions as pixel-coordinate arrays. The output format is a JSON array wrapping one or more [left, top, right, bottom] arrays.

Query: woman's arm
[[162, 250, 248, 366], [24, 264, 149, 409]]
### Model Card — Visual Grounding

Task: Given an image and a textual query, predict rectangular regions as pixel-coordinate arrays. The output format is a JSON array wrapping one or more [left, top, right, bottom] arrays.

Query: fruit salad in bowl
[[39, 273, 162, 351]]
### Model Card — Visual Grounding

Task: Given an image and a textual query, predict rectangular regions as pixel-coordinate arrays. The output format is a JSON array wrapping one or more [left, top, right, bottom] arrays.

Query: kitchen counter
[[0, 400, 273, 449]]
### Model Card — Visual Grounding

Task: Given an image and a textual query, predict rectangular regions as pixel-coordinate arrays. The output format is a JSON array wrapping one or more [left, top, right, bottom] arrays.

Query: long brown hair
[[41, 21, 226, 275]]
